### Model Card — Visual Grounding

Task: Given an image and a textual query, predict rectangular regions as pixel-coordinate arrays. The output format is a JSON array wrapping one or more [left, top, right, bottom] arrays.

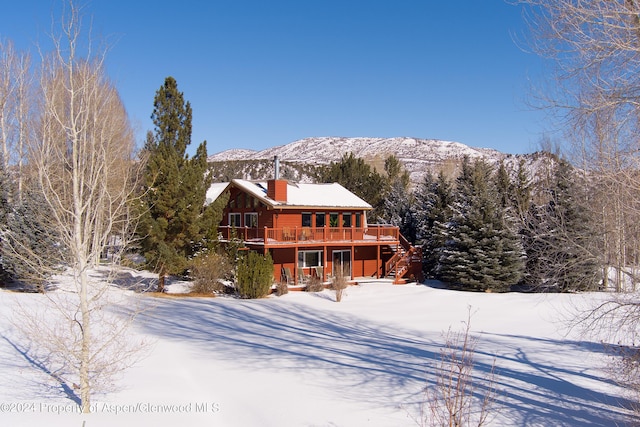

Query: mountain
[[208, 136, 503, 164], [207, 136, 547, 187]]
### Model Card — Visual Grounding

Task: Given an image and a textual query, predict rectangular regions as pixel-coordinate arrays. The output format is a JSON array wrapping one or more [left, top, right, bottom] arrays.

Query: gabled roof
[[206, 179, 372, 210]]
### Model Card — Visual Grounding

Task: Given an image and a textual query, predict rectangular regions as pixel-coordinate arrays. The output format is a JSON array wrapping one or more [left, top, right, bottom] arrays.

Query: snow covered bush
[[236, 251, 273, 299]]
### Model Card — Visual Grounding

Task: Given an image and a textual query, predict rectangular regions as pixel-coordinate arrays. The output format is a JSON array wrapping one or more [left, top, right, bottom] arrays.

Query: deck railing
[[218, 224, 399, 245]]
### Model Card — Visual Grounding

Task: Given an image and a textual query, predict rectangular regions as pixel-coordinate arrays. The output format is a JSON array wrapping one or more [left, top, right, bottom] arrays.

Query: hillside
[[207, 136, 549, 186]]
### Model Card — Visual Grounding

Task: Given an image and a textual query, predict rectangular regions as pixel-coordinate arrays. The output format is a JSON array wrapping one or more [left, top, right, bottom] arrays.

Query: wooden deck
[[218, 224, 400, 247]]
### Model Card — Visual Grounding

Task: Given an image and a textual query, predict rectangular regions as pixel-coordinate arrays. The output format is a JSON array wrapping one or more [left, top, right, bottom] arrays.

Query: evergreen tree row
[[324, 152, 603, 293]]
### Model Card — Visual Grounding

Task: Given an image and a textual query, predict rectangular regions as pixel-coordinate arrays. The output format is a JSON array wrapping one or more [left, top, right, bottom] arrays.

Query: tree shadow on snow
[[92, 268, 158, 293], [132, 297, 635, 426], [0, 335, 80, 405]]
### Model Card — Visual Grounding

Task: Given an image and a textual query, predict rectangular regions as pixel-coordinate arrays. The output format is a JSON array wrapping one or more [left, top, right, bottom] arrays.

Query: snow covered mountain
[[208, 136, 503, 164], [207, 136, 544, 186]]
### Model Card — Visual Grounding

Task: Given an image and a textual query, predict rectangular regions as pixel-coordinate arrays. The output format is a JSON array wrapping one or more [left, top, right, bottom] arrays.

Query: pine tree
[[139, 77, 218, 292], [438, 158, 525, 292], [2, 188, 64, 290], [522, 159, 601, 291], [0, 162, 62, 289], [414, 171, 453, 278], [380, 155, 416, 242], [512, 158, 532, 224], [319, 152, 386, 220]]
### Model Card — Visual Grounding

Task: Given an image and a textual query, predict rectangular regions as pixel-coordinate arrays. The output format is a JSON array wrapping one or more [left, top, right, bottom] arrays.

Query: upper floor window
[[229, 213, 241, 227], [302, 212, 312, 227], [245, 212, 258, 228], [343, 212, 352, 227], [355, 212, 362, 228], [329, 212, 339, 227], [316, 212, 325, 228]]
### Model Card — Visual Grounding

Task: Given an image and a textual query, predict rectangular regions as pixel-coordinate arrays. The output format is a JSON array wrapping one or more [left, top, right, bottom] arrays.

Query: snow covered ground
[[0, 272, 635, 426]]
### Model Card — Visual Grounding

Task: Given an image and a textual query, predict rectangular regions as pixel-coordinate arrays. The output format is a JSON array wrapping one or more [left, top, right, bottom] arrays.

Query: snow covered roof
[[206, 179, 372, 210]]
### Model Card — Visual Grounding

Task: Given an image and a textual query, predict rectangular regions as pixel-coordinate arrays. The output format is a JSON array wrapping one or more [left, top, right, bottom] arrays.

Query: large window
[[298, 250, 323, 268], [229, 213, 241, 227], [316, 212, 325, 228], [244, 212, 258, 228], [355, 212, 362, 228]]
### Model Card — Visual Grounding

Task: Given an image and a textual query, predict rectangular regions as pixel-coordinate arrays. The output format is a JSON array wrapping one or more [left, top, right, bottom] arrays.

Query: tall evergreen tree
[[522, 159, 601, 291], [380, 155, 416, 241], [319, 152, 386, 220], [512, 158, 532, 224], [414, 170, 453, 278], [439, 158, 525, 292], [139, 77, 218, 292]]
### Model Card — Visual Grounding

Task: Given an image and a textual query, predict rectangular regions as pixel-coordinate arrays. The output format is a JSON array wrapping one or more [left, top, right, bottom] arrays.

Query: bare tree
[[515, 0, 640, 288], [7, 2, 144, 413], [331, 263, 349, 302], [515, 0, 640, 417], [0, 38, 32, 201]]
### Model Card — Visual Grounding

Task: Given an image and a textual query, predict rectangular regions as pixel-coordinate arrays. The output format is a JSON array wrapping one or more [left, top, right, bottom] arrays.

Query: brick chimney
[[268, 156, 287, 202], [267, 179, 287, 202]]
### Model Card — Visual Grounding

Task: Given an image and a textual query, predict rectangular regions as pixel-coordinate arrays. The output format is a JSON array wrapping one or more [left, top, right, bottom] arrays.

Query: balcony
[[218, 224, 400, 246]]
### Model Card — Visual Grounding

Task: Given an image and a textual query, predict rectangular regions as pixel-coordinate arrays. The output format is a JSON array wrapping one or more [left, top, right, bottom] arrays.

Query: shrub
[[305, 276, 325, 292], [330, 265, 349, 302], [190, 251, 233, 294], [410, 307, 497, 427], [236, 251, 274, 299], [275, 280, 288, 296]]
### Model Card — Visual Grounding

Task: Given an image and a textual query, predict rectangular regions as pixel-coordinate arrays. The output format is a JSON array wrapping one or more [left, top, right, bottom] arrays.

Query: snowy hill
[[208, 136, 503, 164], [208, 136, 549, 187]]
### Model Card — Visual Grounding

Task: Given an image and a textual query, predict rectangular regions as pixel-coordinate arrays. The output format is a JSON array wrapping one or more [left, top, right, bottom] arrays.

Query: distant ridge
[[208, 136, 503, 164], [206, 136, 550, 187]]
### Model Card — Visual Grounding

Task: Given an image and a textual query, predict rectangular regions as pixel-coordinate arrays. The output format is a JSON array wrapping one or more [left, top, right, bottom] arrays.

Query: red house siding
[[214, 179, 422, 286]]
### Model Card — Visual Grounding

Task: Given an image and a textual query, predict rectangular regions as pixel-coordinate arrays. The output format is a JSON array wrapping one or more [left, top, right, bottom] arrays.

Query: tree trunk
[[158, 274, 166, 293], [79, 267, 91, 413]]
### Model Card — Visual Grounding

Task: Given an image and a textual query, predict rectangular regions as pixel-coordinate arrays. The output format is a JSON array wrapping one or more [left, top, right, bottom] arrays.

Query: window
[[302, 212, 312, 227], [316, 212, 325, 227], [245, 195, 252, 208], [329, 212, 339, 227], [298, 250, 323, 268], [342, 212, 352, 227], [244, 212, 258, 228], [355, 212, 362, 228], [229, 213, 241, 227]]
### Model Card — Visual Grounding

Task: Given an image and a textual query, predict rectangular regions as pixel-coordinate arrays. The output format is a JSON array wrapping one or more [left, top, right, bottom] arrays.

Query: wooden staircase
[[385, 234, 423, 284]]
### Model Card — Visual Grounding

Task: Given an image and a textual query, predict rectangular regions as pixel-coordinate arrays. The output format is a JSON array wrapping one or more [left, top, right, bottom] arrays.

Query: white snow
[[0, 271, 635, 426], [211, 179, 372, 209]]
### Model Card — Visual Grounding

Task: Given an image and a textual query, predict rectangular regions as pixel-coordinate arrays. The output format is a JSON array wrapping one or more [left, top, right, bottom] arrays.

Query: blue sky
[[1, 1, 548, 156]]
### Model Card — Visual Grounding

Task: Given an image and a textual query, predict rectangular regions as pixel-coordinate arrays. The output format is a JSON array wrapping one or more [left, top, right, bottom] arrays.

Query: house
[[207, 166, 422, 287]]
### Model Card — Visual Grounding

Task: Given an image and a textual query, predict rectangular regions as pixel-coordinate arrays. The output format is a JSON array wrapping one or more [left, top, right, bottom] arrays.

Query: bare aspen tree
[[516, 0, 640, 289], [15, 2, 143, 413], [516, 0, 640, 415], [0, 38, 32, 201]]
